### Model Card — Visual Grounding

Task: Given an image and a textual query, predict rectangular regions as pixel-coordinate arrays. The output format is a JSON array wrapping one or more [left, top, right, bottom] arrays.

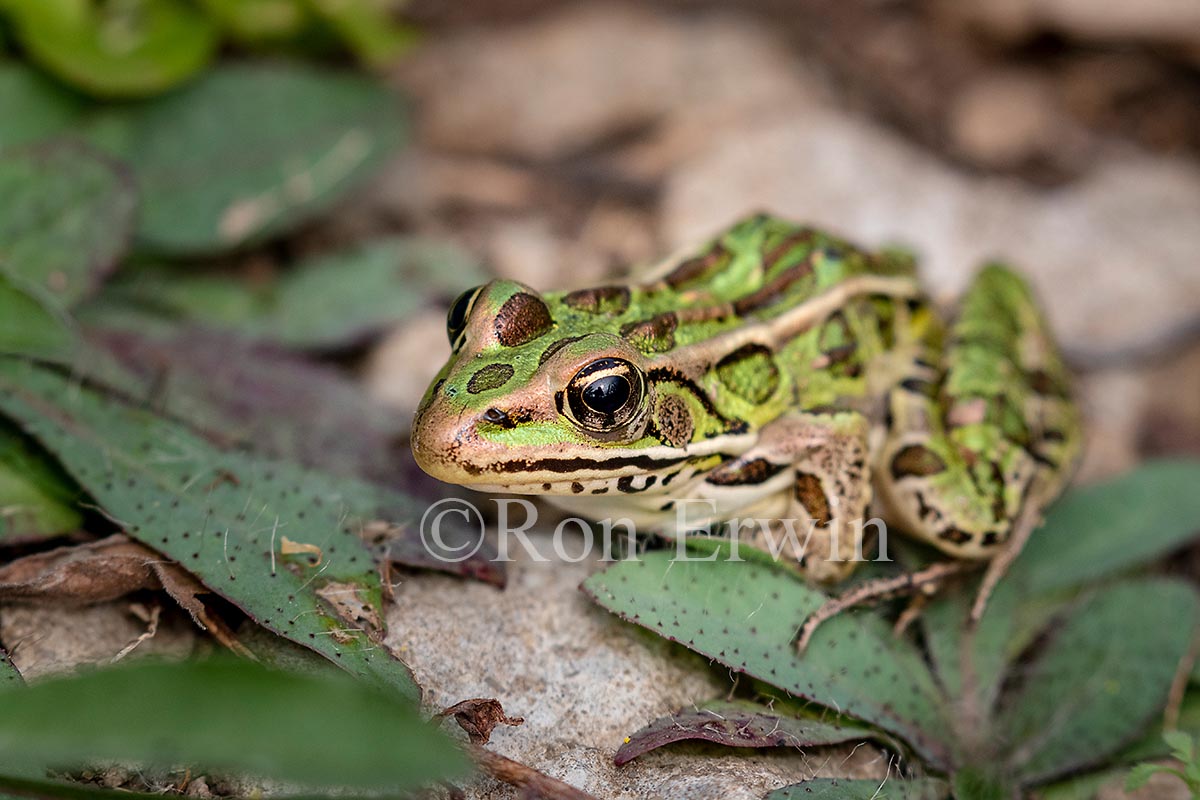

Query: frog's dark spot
[[981, 531, 1001, 547], [467, 363, 515, 394], [563, 286, 630, 315], [899, 377, 936, 396], [716, 344, 779, 405], [620, 313, 677, 354], [571, 481, 585, 494], [762, 229, 818, 271], [707, 457, 785, 486], [542, 482, 553, 491], [495, 292, 554, 347], [1028, 369, 1069, 398], [655, 393, 694, 447], [664, 244, 731, 289], [823, 343, 858, 366], [794, 472, 832, 526], [617, 475, 657, 493], [733, 255, 817, 315], [938, 527, 973, 545], [591, 486, 608, 494], [890, 445, 947, 478]]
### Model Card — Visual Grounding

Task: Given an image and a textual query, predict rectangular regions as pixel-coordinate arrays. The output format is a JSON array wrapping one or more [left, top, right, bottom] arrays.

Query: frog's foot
[[795, 561, 973, 654]]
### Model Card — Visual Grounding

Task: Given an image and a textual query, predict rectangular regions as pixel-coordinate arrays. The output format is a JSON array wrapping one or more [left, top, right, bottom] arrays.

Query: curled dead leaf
[[436, 698, 524, 745]]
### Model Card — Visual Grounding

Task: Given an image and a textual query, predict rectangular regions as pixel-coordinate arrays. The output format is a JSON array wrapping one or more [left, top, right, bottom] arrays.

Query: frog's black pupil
[[583, 375, 630, 414], [446, 286, 481, 345]]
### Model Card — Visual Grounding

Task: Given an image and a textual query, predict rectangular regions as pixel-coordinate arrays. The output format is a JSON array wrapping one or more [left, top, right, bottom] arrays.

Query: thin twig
[[469, 745, 599, 800], [796, 561, 972, 653]]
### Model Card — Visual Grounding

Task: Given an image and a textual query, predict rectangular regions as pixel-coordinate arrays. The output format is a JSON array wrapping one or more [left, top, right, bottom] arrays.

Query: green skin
[[411, 214, 1081, 581]]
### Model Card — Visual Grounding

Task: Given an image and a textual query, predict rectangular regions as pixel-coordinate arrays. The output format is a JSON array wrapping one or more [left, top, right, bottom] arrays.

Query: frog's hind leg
[[797, 265, 1080, 652], [878, 263, 1081, 617]]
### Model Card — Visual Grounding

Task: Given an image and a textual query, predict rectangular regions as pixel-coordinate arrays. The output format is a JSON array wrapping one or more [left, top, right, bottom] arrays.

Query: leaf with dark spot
[[766, 777, 950, 800], [82, 326, 506, 586], [0, 358, 420, 701], [999, 579, 1199, 784], [614, 699, 878, 766], [582, 543, 954, 769]]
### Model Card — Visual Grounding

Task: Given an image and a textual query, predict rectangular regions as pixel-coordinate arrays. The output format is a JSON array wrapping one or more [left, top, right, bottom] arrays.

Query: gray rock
[[384, 532, 888, 799]]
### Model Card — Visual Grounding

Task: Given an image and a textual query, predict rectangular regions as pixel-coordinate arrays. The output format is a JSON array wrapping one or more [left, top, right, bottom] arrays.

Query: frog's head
[[411, 279, 662, 493]]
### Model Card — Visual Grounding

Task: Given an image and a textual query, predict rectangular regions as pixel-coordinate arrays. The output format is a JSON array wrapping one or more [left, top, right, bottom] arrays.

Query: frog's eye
[[566, 358, 645, 433], [446, 285, 484, 349]]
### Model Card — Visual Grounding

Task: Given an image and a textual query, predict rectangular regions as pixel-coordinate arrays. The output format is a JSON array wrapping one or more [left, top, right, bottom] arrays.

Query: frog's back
[[541, 214, 929, 426]]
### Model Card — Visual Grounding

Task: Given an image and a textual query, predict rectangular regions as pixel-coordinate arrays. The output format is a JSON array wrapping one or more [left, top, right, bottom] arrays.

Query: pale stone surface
[[0, 602, 196, 680], [385, 533, 889, 799], [662, 109, 1200, 361]]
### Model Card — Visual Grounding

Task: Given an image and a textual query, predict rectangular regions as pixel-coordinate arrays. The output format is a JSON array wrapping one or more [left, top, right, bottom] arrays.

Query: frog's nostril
[[482, 407, 514, 428]]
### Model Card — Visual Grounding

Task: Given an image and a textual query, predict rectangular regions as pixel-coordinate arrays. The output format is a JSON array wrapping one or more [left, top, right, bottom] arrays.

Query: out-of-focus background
[[2, 2, 1199, 798], [367, 0, 1200, 483]]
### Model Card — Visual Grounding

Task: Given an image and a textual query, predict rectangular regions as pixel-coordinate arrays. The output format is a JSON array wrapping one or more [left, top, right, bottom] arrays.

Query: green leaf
[[1125, 763, 1166, 792], [0, 420, 82, 540], [582, 545, 954, 768], [304, 0, 418, 67], [0, 62, 85, 149], [1007, 460, 1200, 595], [84, 326, 410, 480], [82, 236, 487, 348], [950, 767, 1017, 800], [0, 269, 75, 358], [197, 0, 311, 45], [0, 358, 420, 701], [614, 699, 881, 766], [1166, 730, 1196, 763], [0, 658, 468, 789], [95, 62, 406, 254], [5, 0, 217, 98], [766, 777, 950, 799], [0, 143, 136, 306], [925, 460, 1200, 721], [998, 578, 1200, 784], [1037, 769, 1122, 800]]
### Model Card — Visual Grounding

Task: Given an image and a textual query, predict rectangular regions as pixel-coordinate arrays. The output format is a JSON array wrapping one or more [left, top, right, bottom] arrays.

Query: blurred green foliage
[[0, 0, 417, 98], [0, 658, 469, 792]]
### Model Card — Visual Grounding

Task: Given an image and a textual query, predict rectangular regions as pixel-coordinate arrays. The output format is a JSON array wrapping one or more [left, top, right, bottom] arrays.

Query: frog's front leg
[[692, 409, 875, 582]]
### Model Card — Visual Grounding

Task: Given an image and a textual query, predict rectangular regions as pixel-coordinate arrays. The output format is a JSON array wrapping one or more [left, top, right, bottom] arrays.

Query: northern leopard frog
[[411, 214, 1081, 589]]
